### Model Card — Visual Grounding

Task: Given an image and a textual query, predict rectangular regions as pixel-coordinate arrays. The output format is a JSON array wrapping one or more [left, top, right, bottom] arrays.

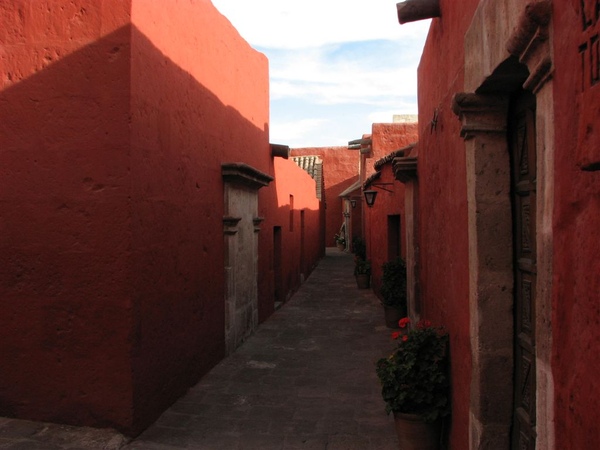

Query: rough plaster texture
[[417, 0, 600, 448], [0, 0, 322, 436], [551, 1, 600, 448], [415, 2, 481, 447], [0, 0, 136, 432]]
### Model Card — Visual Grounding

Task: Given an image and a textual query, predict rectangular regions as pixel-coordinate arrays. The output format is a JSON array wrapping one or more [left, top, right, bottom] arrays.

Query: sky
[[210, 0, 431, 148]]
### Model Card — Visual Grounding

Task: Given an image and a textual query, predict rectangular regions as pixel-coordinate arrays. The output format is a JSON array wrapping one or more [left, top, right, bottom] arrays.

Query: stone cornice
[[452, 93, 509, 140], [222, 163, 273, 189], [393, 156, 418, 184], [223, 216, 242, 235], [506, 1, 553, 93]]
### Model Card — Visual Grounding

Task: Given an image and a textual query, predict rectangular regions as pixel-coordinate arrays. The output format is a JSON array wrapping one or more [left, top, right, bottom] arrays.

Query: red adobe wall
[[369, 123, 418, 165], [0, 0, 275, 435], [291, 147, 358, 246], [551, 2, 600, 447], [128, 0, 271, 433], [0, 0, 135, 430], [364, 123, 416, 297], [364, 165, 406, 298], [258, 158, 324, 320], [415, 0, 481, 447]]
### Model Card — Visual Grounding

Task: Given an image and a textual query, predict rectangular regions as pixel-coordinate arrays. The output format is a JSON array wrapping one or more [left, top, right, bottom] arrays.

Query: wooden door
[[509, 89, 537, 449]]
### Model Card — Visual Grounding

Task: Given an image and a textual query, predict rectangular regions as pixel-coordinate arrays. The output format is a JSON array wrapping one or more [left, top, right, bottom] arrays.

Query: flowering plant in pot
[[376, 317, 450, 449], [353, 257, 371, 288], [334, 233, 346, 249]]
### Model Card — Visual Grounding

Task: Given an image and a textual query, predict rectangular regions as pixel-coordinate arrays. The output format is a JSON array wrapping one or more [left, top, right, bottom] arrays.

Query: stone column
[[452, 93, 514, 450]]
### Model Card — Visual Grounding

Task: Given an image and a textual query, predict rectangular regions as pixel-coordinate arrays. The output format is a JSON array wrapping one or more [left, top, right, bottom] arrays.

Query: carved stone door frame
[[222, 163, 272, 355], [452, 2, 555, 448]]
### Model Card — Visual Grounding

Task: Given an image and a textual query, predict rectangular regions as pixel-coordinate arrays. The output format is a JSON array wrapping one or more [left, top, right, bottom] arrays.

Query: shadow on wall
[[0, 25, 270, 435], [258, 159, 324, 322]]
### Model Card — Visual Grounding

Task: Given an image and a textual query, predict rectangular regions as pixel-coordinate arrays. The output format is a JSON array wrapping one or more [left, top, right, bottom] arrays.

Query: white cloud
[[211, 0, 430, 147], [269, 43, 420, 106], [211, 0, 430, 49]]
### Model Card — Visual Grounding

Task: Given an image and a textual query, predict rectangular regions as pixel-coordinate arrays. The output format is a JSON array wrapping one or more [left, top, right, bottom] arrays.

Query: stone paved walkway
[[1, 249, 398, 449]]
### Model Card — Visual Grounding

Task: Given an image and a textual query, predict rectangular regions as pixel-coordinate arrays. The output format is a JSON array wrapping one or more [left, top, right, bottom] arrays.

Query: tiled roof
[[363, 171, 381, 189], [292, 155, 324, 200], [373, 143, 417, 171]]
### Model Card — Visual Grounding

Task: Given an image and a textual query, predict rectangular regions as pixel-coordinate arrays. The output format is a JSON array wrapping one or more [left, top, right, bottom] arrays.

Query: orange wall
[[369, 123, 418, 164], [259, 158, 324, 321], [127, 0, 270, 432], [0, 0, 135, 431], [291, 147, 358, 246], [363, 123, 416, 297], [0, 0, 295, 435]]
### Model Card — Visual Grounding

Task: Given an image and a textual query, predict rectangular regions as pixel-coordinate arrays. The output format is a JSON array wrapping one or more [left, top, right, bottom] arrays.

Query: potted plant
[[334, 234, 346, 251], [352, 236, 366, 260], [380, 257, 407, 328], [354, 257, 371, 289], [376, 317, 450, 450]]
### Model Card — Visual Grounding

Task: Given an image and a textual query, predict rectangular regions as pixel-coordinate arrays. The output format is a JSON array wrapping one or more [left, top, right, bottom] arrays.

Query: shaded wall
[[415, 0, 485, 447], [551, 1, 600, 447], [364, 165, 406, 298], [0, 0, 275, 435], [364, 123, 416, 297], [258, 158, 323, 321], [128, 0, 270, 432], [0, 0, 135, 430]]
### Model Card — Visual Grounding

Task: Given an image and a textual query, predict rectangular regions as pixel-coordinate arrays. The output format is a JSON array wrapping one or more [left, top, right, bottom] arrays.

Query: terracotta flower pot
[[383, 305, 403, 329], [393, 412, 442, 450], [355, 273, 370, 289]]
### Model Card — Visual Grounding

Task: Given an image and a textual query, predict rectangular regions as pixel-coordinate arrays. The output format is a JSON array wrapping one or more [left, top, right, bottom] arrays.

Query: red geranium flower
[[391, 331, 401, 340], [402, 335, 409, 342], [398, 317, 411, 328]]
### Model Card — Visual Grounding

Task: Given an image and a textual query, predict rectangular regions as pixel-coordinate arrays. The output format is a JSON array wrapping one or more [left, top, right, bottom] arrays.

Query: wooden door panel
[[510, 90, 537, 449]]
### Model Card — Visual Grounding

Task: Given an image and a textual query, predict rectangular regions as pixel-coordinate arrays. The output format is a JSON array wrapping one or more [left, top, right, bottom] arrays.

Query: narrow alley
[[0, 249, 399, 450]]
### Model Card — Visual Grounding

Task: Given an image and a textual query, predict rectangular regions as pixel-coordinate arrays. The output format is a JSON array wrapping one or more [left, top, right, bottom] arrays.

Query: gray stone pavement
[[1, 248, 398, 450]]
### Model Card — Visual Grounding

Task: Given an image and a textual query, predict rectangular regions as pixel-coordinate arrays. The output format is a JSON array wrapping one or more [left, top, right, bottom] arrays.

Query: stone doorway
[[222, 163, 272, 354], [452, 2, 555, 448]]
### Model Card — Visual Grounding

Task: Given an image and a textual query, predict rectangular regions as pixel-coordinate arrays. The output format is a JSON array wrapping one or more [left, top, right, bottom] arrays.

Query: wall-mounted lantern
[[364, 189, 378, 207], [350, 199, 357, 208]]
